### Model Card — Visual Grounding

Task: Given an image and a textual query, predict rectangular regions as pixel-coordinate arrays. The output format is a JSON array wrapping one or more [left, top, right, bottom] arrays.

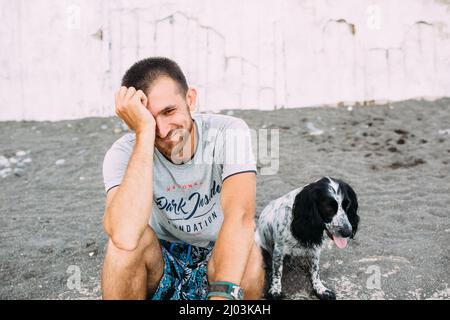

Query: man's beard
[[155, 120, 194, 163]]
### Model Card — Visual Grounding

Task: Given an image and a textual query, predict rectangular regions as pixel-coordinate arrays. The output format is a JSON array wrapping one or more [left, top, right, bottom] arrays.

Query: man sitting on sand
[[101, 57, 265, 300]]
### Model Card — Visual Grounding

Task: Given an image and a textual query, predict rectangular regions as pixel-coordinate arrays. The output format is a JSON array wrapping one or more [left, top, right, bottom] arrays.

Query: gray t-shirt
[[102, 113, 257, 248]]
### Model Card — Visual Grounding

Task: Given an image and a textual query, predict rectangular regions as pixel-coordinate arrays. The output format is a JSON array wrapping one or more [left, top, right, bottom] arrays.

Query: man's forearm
[[105, 130, 155, 250], [210, 214, 255, 285]]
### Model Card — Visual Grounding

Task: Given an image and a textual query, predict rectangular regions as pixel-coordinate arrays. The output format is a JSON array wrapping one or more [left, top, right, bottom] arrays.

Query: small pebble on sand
[[14, 168, 25, 177], [0, 156, 10, 168], [55, 159, 66, 166], [0, 167, 13, 178], [16, 162, 26, 169]]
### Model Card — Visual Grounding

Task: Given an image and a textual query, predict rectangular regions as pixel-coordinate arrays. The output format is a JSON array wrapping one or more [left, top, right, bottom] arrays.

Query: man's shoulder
[[106, 132, 136, 153], [102, 132, 136, 183]]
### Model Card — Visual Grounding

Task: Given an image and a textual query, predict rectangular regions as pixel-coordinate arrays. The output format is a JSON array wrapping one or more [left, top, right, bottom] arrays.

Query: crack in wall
[[323, 18, 356, 36], [108, 7, 446, 111], [149, 11, 265, 109]]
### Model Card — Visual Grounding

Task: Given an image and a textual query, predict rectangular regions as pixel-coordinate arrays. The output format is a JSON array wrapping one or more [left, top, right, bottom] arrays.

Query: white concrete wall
[[1, 0, 449, 121]]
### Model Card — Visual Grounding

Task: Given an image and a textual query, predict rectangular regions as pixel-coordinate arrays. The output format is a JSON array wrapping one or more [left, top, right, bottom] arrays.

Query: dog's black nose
[[339, 227, 352, 238]]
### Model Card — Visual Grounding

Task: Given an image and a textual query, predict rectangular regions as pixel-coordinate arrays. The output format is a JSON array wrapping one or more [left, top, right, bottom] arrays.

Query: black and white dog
[[255, 177, 359, 300]]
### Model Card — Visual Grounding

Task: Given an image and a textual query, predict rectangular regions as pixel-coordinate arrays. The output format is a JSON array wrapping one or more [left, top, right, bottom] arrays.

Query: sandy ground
[[0, 98, 449, 300]]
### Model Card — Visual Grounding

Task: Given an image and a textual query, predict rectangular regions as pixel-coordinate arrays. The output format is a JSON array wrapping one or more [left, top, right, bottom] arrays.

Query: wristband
[[207, 281, 244, 300]]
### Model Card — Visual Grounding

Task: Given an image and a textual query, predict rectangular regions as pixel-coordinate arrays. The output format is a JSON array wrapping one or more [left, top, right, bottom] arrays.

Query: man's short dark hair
[[121, 57, 189, 97]]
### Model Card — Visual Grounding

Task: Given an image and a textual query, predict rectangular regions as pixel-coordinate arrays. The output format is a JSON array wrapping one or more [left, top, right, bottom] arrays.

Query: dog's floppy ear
[[344, 183, 359, 239], [291, 184, 324, 247]]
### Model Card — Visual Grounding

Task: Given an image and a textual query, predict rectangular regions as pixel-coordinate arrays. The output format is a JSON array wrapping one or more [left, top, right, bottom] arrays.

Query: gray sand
[[0, 98, 449, 300]]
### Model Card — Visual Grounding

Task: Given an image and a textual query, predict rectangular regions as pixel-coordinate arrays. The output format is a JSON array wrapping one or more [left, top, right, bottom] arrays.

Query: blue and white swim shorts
[[149, 239, 214, 300]]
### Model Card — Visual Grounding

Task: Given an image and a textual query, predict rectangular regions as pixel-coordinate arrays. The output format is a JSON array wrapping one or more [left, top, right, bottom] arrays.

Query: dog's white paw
[[266, 288, 286, 300], [314, 288, 336, 300]]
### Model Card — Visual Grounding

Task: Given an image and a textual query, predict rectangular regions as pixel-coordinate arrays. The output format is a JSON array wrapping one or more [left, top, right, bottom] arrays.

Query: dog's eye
[[324, 206, 335, 215]]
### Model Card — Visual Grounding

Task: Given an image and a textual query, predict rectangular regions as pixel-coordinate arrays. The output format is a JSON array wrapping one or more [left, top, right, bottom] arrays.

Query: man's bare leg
[[101, 226, 164, 299], [208, 243, 265, 300], [240, 243, 265, 299]]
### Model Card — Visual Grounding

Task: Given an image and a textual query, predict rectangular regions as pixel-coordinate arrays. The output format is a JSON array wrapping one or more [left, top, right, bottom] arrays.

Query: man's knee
[[103, 226, 161, 271], [208, 244, 265, 299], [241, 244, 265, 298], [101, 227, 164, 299]]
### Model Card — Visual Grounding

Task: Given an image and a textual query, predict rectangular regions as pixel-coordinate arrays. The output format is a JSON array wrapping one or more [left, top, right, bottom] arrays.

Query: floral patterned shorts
[[149, 239, 214, 300]]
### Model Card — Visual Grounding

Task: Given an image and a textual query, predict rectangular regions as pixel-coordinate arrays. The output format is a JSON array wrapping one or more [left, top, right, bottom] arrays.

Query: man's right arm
[[103, 87, 156, 251]]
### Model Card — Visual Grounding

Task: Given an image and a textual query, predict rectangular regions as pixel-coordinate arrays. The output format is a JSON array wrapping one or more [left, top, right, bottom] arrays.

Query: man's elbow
[[236, 209, 256, 232]]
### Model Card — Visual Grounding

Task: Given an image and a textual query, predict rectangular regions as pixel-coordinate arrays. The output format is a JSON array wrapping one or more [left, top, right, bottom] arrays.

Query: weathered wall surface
[[1, 0, 449, 120]]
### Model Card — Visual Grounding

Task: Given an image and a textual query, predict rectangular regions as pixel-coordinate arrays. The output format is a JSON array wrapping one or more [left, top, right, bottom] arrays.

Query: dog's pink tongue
[[332, 236, 348, 249]]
